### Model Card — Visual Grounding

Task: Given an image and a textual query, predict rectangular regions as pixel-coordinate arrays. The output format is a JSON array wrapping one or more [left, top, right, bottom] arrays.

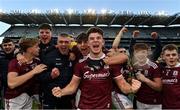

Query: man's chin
[[42, 40, 49, 44], [92, 51, 101, 55], [5, 51, 12, 54]]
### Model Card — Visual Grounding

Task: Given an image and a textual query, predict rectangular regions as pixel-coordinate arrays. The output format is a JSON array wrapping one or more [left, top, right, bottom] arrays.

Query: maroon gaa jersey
[[135, 59, 162, 104], [162, 66, 180, 109], [5, 58, 40, 99], [74, 58, 122, 109]]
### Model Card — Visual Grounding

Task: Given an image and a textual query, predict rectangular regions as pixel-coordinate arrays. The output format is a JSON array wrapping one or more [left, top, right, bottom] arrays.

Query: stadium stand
[[0, 11, 180, 49]]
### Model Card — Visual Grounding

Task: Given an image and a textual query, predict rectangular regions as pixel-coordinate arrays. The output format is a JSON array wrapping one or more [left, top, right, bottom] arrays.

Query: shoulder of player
[[75, 59, 88, 67], [147, 60, 159, 69], [9, 58, 19, 66]]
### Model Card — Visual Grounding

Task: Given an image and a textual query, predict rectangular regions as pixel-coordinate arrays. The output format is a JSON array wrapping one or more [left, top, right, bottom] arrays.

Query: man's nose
[[81, 42, 85, 46], [170, 55, 174, 58]]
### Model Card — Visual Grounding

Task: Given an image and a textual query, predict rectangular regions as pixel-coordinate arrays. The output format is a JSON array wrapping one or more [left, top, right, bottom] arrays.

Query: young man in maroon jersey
[[72, 32, 89, 108], [52, 27, 141, 109], [5, 38, 47, 110], [161, 44, 180, 109], [73, 32, 130, 108], [132, 43, 162, 109]]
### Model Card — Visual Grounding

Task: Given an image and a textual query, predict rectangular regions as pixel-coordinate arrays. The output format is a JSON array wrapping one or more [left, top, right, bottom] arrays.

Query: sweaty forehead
[[39, 29, 51, 32], [2, 42, 14, 45], [164, 49, 178, 54], [89, 33, 102, 37], [134, 49, 147, 53], [88, 35, 103, 42], [58, 36, 69, 41]]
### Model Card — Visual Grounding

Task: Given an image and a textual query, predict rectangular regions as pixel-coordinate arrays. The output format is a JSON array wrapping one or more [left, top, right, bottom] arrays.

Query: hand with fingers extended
[[69, 52, 76, 61], [132, 30, 140, 38], [131, 78, 141, 93], [52, 87, 62, 98], [31, 64, 47, 75], [17, 53, 28, 65], [151, 32, 158, 39], [51, 67, 60, 79]]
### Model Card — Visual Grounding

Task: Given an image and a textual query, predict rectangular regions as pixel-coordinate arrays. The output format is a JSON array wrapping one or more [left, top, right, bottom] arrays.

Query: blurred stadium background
[[0, 10, 180, 49]]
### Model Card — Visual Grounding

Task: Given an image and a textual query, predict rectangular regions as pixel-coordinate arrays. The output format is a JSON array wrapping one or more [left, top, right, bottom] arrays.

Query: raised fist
[[132, 30, 140, 38], [151, 32, 158, 39], [121, 27, 128, 33]]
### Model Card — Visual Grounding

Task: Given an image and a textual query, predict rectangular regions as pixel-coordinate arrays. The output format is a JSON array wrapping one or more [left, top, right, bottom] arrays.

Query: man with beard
[[52, 27, 141, 109], [39, 33, 74, 109]]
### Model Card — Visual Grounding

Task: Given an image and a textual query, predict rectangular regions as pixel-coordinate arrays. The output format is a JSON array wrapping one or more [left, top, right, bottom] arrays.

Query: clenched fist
[[151, 32, 158, 39], [51, 67, 60, 79], [52, 87, 62, 98], [132, 30, 140, 38], [131, 79, 141, 93]]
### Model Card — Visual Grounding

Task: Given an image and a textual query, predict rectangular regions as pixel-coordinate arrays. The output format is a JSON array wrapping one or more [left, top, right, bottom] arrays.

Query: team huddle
[[0, 23, 180, 109]]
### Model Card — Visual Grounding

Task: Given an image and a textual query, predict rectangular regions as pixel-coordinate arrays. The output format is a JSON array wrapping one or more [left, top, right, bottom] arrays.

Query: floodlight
[[31, 9, 41, 14], [66, 8, 74, 15], [101, 9, 107, 14], [100, 9, 114, 15], [155, 11, 168, 16]]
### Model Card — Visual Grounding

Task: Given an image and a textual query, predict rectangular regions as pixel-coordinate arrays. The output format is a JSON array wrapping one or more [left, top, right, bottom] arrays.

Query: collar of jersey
[[87, 53, 105, 60]]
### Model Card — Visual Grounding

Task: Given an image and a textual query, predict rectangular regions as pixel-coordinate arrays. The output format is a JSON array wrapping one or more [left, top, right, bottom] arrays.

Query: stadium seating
[[0, 26, 180, 49]]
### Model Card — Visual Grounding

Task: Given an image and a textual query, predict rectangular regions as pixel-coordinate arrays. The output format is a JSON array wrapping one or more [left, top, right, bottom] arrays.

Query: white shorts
[[137, 100, 162, 110], [75, 89, 81, 108], [112, 91, 133, 109], [5, 93, 32, 110]]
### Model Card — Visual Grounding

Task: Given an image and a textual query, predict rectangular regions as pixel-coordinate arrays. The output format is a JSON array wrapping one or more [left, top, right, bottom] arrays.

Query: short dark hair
[[59, 33, 69, 38], [162, 44, 178, 54], [38, 23, 52, 31], [19, 38, 39, 52], [76, 32, 88, 43], [86, 27, 104, 38], [2, 38, 13, 44], [133, 43, 149, 51]]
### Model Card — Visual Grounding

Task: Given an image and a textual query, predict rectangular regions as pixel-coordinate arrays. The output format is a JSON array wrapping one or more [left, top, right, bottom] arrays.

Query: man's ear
[[162, 55, 165, 61], [87, 41, 90, 47], [102, 39, 105, 46]]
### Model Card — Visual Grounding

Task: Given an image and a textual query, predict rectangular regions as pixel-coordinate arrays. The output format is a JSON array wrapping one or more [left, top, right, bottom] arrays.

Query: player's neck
[[88, 52, 105, 60], [138, 58, 149, 66], [23, 52, 34, 63]]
